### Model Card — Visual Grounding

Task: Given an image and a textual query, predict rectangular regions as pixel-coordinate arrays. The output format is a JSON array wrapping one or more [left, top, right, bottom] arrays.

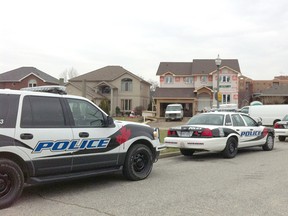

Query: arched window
[[121, 78, 133, 91], [28, 79, 37, 87], [99, 85, 111, 94]]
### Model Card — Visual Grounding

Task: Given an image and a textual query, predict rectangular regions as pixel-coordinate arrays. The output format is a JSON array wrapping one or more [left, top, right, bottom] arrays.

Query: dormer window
[[220, 75, 231, 83], [184, 77, 193, 84], [165, 76, 173, 84], [28, 79, 37, 87]]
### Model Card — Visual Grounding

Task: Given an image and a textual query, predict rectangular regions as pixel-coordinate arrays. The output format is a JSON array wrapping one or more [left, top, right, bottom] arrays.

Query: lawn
[[114, 117, 179, 155]]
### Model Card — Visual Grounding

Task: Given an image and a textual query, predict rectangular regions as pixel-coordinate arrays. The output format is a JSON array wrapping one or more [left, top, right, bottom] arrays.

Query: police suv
[[0, 86, 162, 209], [165, 112, 274, 158]]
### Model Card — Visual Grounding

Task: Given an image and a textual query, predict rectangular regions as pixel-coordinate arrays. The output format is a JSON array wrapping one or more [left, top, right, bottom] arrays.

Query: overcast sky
[[1, 0, 288, 82]]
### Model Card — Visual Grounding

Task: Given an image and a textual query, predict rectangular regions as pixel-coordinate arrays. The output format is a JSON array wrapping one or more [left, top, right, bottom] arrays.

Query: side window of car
[[67, 98, 105, 127], [231, 114, 245, 126], [225, 114, 232, 126], [21, 96, 66, 128], [0, 94, 20, 128], [241, 114, 257, 126]]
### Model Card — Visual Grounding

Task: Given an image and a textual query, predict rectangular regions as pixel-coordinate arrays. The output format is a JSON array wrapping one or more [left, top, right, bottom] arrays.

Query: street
[[2, 140, 288, 216]]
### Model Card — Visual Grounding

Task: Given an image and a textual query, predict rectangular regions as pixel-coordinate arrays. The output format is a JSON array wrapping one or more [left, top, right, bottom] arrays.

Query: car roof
[[0, 88, 87, 101]]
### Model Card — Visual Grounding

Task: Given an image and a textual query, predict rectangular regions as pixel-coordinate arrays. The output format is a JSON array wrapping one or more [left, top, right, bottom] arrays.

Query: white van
[[248, 104, 288, 126], [165, 104, 184, 121]]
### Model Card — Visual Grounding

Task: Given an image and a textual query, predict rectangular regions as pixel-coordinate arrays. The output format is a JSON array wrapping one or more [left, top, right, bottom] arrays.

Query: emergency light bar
[[21, 86, 67, 95]]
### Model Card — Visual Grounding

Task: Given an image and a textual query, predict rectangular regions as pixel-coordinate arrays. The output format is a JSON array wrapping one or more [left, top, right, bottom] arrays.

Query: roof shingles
[[0, 67, 59, 84]]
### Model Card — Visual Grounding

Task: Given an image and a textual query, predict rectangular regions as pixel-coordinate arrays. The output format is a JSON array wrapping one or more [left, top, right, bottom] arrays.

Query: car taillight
[[167, 129, 177, 136], [201, 128, 213, 137], [274, 123, 284, 128]]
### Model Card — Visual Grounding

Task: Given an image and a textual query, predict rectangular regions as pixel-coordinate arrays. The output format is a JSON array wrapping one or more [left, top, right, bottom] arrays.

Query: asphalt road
[[2, 140, 288, 216]]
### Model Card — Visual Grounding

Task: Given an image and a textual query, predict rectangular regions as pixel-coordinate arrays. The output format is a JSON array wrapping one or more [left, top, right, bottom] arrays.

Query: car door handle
[[20, 133, 33, 140], [79, 132, 89, 138]]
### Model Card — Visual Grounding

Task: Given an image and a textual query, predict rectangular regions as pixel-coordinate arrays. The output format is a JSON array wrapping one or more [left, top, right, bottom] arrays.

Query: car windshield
[[166, 106, 181, 111], [187, 113, 224, 126]]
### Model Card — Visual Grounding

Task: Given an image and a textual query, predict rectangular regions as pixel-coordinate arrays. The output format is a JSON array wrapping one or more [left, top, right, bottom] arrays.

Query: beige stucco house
[[66, 66, 151, 116]]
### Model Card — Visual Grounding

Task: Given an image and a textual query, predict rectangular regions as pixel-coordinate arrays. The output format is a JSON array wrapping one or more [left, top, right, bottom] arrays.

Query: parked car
[[274, 114, 288, 141], [165, 104, 184, 121], [164, 112, 274, 158], [0, 86, 163, 209]]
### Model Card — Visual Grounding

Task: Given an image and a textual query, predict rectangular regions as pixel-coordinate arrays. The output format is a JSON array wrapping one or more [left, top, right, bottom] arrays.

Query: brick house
[[0, 67, 60, 89], [153, 59, 241, 117], [66, 66, 151, 116]]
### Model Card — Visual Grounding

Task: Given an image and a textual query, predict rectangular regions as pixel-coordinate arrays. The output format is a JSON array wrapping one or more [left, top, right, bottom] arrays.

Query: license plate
[[181, 131, 192, 137]]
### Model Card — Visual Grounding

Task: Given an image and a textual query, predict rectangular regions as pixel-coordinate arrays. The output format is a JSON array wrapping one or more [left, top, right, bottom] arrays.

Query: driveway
[[146, 117, 190, 129]]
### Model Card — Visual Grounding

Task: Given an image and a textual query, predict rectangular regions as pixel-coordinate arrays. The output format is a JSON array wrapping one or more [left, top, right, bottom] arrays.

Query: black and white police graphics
[[165, 112, 274, 158], [0, 87, 162, 209]]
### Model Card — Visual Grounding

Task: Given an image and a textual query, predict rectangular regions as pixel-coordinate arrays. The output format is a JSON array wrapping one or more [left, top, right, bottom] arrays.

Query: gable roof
[[156, 59, 241, 76], [193, 59, 240, 74], [156, 62, 192, 76], [69, 66, 151, 85], [0, 67, 59, 84], [153, 87, 196, 99]]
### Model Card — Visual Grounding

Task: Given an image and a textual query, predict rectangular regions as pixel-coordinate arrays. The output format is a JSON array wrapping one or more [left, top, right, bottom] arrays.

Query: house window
[[220, 75, 231, 83], [200, 76, 207, 83], [222, 94, 231, 104], [99, 85, 111, 94], [28, 79, 37, 87], [273, 82, 279, 87], [165, 76, 173, 84], [184, 77, 193, 84], [121, 78, 133, 91], [121, 99, 132, 112]]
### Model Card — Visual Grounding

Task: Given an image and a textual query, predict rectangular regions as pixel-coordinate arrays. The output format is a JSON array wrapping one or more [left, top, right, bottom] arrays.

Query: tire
[[180, 149, 195, 156], [222, 137, 238, 158], [278, 136, 286, 142], [262, 133, 274, 151], [123, 144, 153, 181], [0, 159, 24, 209]]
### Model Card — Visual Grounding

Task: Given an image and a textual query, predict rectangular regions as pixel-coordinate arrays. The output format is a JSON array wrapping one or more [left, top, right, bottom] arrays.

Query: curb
[[159, 151, 181, 159]]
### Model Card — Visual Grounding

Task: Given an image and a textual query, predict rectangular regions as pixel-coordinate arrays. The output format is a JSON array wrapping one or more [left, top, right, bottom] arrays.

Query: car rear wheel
[[222, 137, 238, 158], [278, 136, 286, 142], [262, 133, 274, 151], [180, 149, 195, 156], [0, 159, 24, 209], [123, 144, 153, 181]]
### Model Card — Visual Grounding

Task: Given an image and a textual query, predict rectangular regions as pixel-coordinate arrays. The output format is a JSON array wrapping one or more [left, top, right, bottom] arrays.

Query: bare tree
[[148, 79, 159, 91], [59, 67, 79, 83]]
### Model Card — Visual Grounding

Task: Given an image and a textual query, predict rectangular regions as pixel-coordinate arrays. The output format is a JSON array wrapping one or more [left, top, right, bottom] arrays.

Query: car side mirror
[[105, 116, 115, 127]]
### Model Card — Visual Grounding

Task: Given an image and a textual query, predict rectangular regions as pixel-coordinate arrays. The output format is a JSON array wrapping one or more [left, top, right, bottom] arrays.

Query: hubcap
[[133, 153, 147, 172], [267, 136, 273, 148], [229, 143, 236, 153]]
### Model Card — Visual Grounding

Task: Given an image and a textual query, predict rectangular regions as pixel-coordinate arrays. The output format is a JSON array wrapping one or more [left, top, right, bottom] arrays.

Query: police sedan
[[164, 112, 274, 158]]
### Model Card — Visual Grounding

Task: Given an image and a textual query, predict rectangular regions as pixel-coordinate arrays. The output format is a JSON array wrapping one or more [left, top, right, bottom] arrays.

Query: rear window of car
[[21, 96, 67, 128], [0, 94, 20, 128], [187, 113, 224, 125]]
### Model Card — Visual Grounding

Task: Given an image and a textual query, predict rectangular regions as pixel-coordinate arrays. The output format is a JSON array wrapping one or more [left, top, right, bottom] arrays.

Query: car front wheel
[[123, 144, 153, 181], [262, 134, 274, 151], [222, 137, 238, 158]]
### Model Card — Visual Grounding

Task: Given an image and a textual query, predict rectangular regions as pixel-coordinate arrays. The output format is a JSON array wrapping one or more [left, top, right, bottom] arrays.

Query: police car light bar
[[21, 86, 67, 95]]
